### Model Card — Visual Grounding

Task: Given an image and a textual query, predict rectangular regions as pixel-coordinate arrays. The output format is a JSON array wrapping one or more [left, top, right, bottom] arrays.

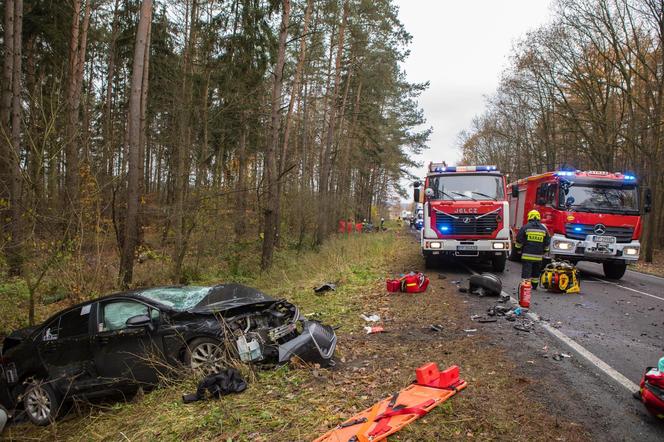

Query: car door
[[36, 304, 95, 382], [92, 299, 164, 386]]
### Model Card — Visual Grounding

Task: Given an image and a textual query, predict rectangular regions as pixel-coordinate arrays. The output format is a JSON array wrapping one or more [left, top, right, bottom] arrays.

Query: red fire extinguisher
[[518, 280, 531, 308]]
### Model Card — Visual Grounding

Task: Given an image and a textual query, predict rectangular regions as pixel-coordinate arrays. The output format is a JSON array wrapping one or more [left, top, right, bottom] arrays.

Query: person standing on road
[[515, 210, 550, 289]]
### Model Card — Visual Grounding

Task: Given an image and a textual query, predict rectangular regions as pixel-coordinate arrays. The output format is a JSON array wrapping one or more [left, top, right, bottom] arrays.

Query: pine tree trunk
[[261, 0, 291, 270], [119, 0, 152, 288], [6, 0, 23, 276], [316, 0, 348, 245]]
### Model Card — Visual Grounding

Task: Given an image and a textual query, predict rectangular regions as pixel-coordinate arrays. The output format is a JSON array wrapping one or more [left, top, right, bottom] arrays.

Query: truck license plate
[[592, 235, 616, 244], [457, 245, 478, 251]]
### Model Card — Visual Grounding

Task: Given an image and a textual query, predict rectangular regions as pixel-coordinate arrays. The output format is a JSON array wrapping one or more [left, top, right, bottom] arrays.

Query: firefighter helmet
[[527, 210, 541, 221]]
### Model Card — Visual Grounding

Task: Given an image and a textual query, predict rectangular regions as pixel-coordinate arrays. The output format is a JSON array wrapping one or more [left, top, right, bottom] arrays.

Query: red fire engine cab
[[414, 163, 510, 271], [507, 170, 652, 279]]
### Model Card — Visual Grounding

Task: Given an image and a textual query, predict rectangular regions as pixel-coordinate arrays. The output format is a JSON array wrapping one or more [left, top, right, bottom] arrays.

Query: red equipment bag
[[386, 279, 401, 292], [401, 272, 429, 293], [639, 368, 664, 419]]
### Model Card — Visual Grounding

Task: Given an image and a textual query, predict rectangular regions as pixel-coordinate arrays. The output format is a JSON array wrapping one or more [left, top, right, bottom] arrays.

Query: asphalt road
[[500, 260, 664, 385], [408, 228, 664, 440]]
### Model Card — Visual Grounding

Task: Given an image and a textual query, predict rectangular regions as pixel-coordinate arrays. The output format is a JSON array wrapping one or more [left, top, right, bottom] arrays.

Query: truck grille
[[565, 224, 634, 243], [435, 211, 499, 236]]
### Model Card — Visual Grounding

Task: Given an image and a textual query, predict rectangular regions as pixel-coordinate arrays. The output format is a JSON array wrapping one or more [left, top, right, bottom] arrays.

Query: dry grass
[[5, 231, 589, 441]]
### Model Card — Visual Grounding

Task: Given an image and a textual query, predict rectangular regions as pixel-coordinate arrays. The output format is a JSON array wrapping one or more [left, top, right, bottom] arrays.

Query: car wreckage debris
[[460, 273, 503, 297], [314, 283, 337, 293], [182, 368, 247, 403]]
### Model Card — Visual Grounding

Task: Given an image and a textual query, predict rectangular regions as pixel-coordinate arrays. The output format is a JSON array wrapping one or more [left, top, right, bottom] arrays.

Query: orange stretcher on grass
[[314, 363, 467, 442]]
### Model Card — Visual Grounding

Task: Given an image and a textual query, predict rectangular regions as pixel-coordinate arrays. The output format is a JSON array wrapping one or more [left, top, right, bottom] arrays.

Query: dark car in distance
[[0, 284, 337, 426]]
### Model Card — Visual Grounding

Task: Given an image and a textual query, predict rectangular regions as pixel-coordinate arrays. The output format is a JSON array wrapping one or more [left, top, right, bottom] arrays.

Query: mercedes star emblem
[[594, 224, 606, 235]]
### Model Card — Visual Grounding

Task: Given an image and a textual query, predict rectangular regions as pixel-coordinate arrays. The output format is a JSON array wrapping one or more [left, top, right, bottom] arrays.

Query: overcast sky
[[396, 0, 554, 180]]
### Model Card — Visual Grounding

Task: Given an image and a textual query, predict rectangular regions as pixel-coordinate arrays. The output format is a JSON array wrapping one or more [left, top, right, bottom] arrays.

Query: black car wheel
[[185, 337, 226, 374], [23, 381, 61, 426]]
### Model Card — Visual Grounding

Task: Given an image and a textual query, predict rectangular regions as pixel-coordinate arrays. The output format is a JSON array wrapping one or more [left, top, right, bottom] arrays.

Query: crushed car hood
[[191, 283, 277, 313]]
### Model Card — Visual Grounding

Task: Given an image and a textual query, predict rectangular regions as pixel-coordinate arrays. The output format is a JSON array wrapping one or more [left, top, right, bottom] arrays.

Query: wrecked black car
[[0, 284, 336, 426]]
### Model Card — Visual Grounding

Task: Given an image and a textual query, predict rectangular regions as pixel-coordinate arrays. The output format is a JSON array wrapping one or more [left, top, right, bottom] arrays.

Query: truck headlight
[[492, 242, 506, 249], [623, 247, 639, 256], [429, 241, 441, 249], [553, 240, 574, 251]]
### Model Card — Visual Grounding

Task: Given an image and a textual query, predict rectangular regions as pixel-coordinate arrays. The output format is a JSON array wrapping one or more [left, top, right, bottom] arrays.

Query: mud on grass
[[7, 232, 587, 441]]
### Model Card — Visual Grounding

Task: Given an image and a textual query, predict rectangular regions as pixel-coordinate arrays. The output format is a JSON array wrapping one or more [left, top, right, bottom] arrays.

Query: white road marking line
[[460, 264, 639, 392], [590, 277, 664, 302]]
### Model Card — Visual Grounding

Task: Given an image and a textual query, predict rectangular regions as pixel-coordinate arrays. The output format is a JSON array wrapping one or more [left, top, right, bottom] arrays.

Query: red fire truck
[[507, 170, 652, 279], [414, 163, 510, 271]]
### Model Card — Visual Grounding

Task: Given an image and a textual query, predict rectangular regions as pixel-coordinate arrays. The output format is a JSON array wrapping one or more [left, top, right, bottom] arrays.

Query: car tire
[[23, 381, 62, 426], [491, 254, 506, 272], [184, 337, 226, 374], [469, 273, 502, 296], [603, 261, 627, 280]]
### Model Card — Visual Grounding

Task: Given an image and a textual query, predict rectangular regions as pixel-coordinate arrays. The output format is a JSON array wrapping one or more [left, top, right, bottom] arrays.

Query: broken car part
[[313, 283, 336, 293], [468, 273, 502, 296]]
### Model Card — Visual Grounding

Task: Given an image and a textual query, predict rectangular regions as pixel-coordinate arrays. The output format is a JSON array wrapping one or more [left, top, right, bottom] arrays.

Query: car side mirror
[[126, 314, 153, 330], [511, 186, 519, 198], [644, 187, 652, 213]]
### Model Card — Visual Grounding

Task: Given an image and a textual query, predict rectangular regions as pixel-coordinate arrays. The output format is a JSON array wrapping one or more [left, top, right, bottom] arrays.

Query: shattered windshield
[[428, 174, 504, 201], [563, 184, 639, 215], [137, 286, 211, 311]]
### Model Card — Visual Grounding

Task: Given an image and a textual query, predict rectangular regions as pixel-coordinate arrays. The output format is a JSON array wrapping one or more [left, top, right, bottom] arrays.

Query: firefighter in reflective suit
[[515, 210, 551, 289]]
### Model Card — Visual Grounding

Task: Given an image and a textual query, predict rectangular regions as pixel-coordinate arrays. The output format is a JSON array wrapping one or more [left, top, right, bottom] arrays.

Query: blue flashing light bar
[[572, 225, 583, 233], [440, 225, 450, 232], [430, 164, 498, 173], [624, 174, 636, 180], [555, 171, 576, 176]]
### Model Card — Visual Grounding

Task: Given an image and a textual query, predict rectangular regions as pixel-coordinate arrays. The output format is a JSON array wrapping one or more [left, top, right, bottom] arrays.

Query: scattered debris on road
[[430, 324, 444, 332]]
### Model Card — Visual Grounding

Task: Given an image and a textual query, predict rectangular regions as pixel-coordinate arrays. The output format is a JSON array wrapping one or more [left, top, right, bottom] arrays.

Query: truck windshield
[[562, 183, 639, 214], [428, 174, 504, 201]]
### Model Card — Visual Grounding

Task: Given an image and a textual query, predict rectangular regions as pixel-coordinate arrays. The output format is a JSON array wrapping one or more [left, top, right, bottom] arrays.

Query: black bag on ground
[[182, 368, 247, 403]]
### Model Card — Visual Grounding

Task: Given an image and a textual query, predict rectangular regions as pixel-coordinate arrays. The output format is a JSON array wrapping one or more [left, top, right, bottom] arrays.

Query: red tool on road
[[314, 363, 467, 442]]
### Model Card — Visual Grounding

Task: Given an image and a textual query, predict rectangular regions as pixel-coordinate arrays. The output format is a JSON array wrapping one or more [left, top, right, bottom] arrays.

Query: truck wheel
[[424, 255, 437, 269], [491, 254, 506, 272], [603, 261, 627, 280]]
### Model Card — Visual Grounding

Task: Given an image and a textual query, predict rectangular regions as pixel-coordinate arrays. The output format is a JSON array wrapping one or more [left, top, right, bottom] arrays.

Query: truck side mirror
[[425, 188, 434, 198], [413, 181, 422, 203], [644, 187, 652, 213], [511, 186, 519, 198], [565, 196, 575, 209]]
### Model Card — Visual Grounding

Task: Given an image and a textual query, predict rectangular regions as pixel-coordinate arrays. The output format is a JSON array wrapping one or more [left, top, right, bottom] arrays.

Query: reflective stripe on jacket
[[515, 220, 550, 259]]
